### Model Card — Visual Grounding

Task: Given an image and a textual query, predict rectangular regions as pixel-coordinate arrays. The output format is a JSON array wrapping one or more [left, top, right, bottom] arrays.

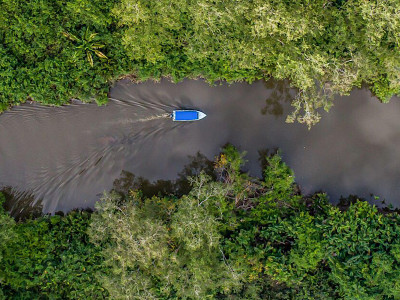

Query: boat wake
[[105, 113, 171, 126], [135, 113, 171, 122]]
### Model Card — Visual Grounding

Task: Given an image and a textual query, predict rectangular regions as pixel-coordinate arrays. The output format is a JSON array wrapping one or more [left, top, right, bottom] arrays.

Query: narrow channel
[[1, 79, 399, 214]]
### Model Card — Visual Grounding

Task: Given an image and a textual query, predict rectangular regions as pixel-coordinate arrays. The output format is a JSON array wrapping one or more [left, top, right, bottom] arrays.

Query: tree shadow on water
[[1, 186, 44, 221], [337, 194, 400, 214], [258, 147, 280, 174], [261, 79, 295, 117], [111, 152, 215, 201]]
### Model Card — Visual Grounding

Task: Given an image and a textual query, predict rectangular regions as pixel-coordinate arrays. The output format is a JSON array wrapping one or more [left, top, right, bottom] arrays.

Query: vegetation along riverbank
[[1, 0, 399, 126], [1, 146, 400, 299]]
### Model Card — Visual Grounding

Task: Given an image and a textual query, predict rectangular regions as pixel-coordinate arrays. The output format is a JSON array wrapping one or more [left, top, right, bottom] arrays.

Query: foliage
[[1, 1, 399, 125], [0, 193, 15, 265], [206, 146, 400, 299], [0, 210, 106, 299], [113, 0, 400, 127], [0, 0, 130, 109], [88, 191, 242, 299], [90, 145, 400, 299], [3, 146, 400, 299], [62, 28, 108, 67]]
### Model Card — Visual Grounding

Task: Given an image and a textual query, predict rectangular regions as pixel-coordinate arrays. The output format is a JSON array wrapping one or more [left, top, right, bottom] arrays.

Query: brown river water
[[1, 79, 400, 215]]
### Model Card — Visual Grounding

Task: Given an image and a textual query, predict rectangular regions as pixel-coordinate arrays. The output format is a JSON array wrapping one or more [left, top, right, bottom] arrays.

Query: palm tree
[[62, 28, 108, 67]]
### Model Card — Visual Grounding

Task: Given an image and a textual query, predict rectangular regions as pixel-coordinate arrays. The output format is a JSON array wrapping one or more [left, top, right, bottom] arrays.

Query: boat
[[172, 110, 207, 121]]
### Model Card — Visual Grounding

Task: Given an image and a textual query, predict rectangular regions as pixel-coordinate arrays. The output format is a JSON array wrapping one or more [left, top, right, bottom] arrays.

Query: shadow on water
[[1, 78, 400, 214], [261, 79, 295, 117], [2, 146, 398, 220], [336, 194, 399, 214], [1, 152, 216, 219], [0, 83, 199, 213], [111, 152, 215, 201], [257, 147, 280, 173], [1, 186, 43, 221], [0, 186, 96, 220]]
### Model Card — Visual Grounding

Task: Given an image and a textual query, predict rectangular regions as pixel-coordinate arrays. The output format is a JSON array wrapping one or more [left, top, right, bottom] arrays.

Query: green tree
[[212, 147, 400, 299], [62, 28, 108, 67], [0, 0, 128, 109], [3, 146, 400, 299], [113, 0, 400, 127], [0, 211, 106, 299], [89, 190, 242, 299], [0, 193, 15, 272]]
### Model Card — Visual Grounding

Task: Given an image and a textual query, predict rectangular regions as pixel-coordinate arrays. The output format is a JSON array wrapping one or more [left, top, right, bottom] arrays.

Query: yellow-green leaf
[[94, 50, 108, 59], [62, 31, 78, 42], [87, 52, 94, 67]]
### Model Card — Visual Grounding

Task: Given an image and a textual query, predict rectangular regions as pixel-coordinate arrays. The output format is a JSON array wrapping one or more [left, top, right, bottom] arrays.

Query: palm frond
[[87, 52, 94, 67], [89, 33, 98, 41], [92, 43, 105, 49], [94, 50, 108, 59], [62, 31, 78, 42]]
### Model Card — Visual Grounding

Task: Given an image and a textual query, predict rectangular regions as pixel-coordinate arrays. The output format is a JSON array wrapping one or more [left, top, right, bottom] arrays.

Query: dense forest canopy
[[0, 0, 399, 126], [2, 1, 400, 298], [2, 146, 400, 299], [0, 0, 129, 108]]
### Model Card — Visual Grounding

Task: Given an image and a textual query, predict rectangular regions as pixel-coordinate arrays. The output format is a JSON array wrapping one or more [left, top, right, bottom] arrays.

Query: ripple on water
[[0, 79, 400, 214]]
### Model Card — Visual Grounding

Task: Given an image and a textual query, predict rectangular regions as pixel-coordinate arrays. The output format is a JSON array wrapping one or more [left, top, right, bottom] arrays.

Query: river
[[0, 79, 399, 215]]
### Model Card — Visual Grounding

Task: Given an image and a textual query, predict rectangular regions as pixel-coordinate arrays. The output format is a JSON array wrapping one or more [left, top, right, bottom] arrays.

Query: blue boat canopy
[[172, 110, 207, 121]]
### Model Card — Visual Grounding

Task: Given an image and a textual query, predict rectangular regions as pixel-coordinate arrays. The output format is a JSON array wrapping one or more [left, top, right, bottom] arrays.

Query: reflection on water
[[0, 89, 185, 213], [257, 148, 280, 174], [0, 78, 400, 214], [112, 152, 215, 201], [1, 186, 43, 221], [261, 80, 294, 117]]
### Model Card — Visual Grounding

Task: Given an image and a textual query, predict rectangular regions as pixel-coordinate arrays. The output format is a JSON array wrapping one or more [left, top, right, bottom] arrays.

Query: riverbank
[[2, 146, 400, 299], [1, 79, 400, 214], [1, 1, 399, 127]]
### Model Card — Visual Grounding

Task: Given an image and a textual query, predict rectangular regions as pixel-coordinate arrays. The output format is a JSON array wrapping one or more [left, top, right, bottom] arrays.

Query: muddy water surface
[[1, 79, 399, 214]]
